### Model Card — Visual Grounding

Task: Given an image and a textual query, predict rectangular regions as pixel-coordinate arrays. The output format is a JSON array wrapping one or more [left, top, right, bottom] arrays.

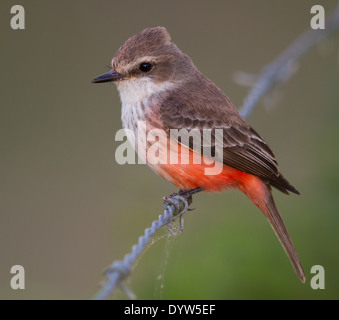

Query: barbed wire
[[93, 3, 339, 300], [239, 3, 339, 118], [93, 196, 188, 300]]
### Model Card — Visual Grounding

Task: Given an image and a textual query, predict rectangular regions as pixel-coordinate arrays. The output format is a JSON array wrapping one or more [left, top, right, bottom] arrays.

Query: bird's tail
[[263, 192, 305, 283], [241, 177, 305, 283]]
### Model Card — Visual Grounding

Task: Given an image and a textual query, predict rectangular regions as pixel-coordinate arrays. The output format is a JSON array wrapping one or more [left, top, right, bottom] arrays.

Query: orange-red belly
[[145, 137, 265, 196]]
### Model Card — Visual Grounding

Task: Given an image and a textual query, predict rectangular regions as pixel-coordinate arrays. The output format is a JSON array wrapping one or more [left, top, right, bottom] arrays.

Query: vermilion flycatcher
[[92, 27, 305, 283]]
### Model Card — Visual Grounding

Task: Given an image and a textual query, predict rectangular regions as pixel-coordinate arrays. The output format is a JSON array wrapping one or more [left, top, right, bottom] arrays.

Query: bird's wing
[[157, 87, 299, 194]]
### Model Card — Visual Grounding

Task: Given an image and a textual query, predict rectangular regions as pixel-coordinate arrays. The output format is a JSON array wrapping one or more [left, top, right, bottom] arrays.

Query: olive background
[[1, 0, 338, 299]]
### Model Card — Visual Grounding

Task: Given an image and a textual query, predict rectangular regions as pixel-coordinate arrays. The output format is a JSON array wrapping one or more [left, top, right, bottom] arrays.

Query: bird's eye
[[139, 63, 153, 73]]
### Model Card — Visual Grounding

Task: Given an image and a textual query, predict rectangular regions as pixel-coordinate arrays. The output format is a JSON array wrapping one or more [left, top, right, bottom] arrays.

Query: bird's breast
[[121, 100, 147, 133]]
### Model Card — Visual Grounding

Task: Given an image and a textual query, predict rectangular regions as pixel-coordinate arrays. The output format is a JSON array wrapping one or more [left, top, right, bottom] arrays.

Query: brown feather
[[159, 71, 299, 195], [263, 192, 305, 282]]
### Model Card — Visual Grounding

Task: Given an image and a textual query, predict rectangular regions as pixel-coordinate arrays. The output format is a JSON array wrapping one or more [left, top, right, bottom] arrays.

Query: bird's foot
[[163, 187, 203, 234]]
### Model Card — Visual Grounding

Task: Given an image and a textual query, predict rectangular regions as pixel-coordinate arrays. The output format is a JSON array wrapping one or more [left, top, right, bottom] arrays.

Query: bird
[[92, 26, 305, 283]]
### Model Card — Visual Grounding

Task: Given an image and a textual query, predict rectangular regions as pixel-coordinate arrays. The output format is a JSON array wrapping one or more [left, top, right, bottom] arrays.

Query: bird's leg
[[163, 187, 204, 233], [178, 187, 204, 205], [166, 187, 204, 206]]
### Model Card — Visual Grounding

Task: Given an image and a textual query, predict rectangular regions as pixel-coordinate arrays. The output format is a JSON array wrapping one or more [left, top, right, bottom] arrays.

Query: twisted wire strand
[[239, 2, 339, 118], [94, 3, 339, 300], [93, 197, 186, 300]]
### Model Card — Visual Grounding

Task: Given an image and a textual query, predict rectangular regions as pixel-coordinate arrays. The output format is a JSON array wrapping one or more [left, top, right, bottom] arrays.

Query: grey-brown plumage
[[92, 26, 305, 283], [111, 27, 299, 195], [159, 74, 300, 195]]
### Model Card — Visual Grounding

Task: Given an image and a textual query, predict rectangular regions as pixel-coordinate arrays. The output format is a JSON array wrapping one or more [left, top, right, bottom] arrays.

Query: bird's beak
[[92, 69, 124, 83]]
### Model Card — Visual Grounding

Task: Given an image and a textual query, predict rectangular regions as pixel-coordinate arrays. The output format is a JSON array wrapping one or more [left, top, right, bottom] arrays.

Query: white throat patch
[[117, 78, 174, 131], [116, 77, 174, 107]]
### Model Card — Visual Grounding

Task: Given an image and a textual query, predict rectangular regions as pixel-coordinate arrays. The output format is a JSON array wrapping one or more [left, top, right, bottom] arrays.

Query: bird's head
[[92, 27, 195, 99]]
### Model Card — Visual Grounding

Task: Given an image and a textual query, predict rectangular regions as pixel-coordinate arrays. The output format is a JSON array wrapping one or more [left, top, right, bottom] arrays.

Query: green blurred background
[[1, 0, 339, 300]]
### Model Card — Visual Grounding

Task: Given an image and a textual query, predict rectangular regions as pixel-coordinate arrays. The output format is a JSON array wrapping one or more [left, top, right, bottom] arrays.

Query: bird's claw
[[163, 194, 189, 234]]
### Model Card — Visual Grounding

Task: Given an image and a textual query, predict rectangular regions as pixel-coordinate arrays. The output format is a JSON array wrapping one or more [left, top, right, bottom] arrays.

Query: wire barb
[[93, 193, 191, 300], [164, 195, 189, 234]]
